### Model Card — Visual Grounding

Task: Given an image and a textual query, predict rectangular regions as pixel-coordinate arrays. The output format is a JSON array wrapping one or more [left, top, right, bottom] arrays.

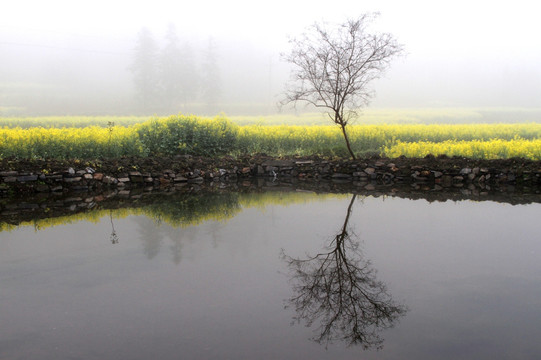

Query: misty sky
[[1, 0, 540, 114]]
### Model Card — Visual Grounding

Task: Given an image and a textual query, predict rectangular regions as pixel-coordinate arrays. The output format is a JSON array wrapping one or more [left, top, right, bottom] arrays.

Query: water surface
[[1, 191, 540, 359]]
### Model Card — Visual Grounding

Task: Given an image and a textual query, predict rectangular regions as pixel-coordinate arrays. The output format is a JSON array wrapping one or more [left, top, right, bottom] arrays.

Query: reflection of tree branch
[[282, 194, 406, 349], [109, 211, 119, 244]]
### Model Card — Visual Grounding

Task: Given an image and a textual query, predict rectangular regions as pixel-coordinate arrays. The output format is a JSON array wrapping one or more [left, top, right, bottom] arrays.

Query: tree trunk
[[339, 123, 356, 160]]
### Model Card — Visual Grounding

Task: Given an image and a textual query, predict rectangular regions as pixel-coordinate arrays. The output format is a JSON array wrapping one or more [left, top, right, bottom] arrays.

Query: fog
[[1, 0, 540, 116]]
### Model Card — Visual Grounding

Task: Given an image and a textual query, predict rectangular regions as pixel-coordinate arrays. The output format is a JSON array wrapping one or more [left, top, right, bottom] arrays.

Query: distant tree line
[[130, 24, 221, 115]]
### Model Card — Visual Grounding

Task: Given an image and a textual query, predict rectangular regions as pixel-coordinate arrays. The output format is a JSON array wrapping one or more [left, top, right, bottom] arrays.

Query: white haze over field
[[1, 0, 540, 115]]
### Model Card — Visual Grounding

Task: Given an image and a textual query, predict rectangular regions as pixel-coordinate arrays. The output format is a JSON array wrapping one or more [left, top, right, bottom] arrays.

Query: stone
[[118, 177, 130, 183], [93, 173, 104, 181], [17, 175, 38, 182], [262, 160, 294, 167], [85, 167, 95, 174], [47, 174, 63, 182], [35, 184, 50, 192], [442, 175, 453, 187], [188, 176, 204, 183], [332, 173, 352, 179], [0, 171, 18, 177], [364, 167, 376, 175], [3, 177, 17, 183], [83, 174, 93, 180], [382, 173, 394, 182], [159, 178, 170, 186], [174, 176, 188, 182], [18, 203, 39, 210], [102, 176, 117, 184], [432, 171, 443, 178], [460, 168, 472, 175], [63, 177, 82, 183], [129, 172, 144, 183], [67, 167, 75, 175], [412, 173, 428, 182]]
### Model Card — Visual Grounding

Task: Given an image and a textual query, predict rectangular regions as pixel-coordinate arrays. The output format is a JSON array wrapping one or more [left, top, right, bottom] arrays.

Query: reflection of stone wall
[[1, 179, 540, 230], [0, 156, 540, 197]]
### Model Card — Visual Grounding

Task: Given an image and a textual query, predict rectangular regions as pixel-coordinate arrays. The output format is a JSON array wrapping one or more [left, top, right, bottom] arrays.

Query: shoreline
[[1, 155, 540, 197], [2, 177, 541, 230]]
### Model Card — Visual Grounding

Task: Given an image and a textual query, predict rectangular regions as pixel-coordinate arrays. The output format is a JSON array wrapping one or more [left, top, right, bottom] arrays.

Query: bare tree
[[281, 14, 404, 159], [281, 194, 407, 348]]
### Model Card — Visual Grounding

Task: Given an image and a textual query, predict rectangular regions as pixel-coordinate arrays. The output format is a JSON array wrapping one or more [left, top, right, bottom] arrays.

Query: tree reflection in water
[[109, 210, 119, 244], [282, 194, 407, 349]]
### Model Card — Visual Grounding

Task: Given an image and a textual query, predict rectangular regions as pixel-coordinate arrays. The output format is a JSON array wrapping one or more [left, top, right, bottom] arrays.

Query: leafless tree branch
[[281, 14, 404, 159], [281, 195, 407, 348]]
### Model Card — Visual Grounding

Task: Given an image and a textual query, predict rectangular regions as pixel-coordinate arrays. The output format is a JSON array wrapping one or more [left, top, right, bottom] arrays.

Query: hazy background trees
[[200, 38, 222, 114], [130, 27, 160, 113], [159, 24, 184, 112], [1, 0, 540, 117], [0, 24, 279, 117], [130, 25, 205, 115]]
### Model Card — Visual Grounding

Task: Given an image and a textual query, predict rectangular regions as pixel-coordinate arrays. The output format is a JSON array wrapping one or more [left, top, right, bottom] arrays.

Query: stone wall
[[1, 156, 540, 196]]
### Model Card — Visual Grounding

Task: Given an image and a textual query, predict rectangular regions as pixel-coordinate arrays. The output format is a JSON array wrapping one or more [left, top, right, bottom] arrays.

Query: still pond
[[1, 189, 540, 359]]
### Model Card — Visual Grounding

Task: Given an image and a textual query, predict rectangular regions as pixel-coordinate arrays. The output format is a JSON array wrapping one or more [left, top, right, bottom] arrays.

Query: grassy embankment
[[0, 110, 540, 160]]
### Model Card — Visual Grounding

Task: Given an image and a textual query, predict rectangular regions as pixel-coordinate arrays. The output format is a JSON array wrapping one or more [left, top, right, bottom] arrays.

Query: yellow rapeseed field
[[0, 115, 540, 160]]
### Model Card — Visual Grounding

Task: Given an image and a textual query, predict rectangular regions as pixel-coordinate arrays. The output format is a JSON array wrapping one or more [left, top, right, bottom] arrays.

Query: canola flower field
[[0, 114, 540, 160]]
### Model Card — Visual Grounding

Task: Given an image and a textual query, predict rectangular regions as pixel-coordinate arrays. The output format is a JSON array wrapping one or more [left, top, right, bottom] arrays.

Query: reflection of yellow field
[[0, 114, 540, 159], [0, 191, 344, 233]]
